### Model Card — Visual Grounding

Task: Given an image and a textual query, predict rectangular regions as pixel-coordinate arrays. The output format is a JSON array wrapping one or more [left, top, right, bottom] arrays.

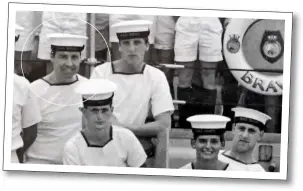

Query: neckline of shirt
[[80, 126, 113, 148], [111, 62, 146, 75], [41, 75, 79, 86], [221, 151, 259, 165]]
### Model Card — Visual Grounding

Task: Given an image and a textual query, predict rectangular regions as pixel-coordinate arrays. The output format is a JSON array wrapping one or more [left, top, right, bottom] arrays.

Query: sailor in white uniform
[[218, 107, 272, 172], [90, 20, 174, 167], [25, 33, 88, 164], [12, 24, 42, 163], [63, 79, 147, 167], [180, 115, 231, 170]]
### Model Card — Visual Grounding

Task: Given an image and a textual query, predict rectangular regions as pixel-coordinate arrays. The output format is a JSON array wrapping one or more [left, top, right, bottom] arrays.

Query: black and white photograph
[[3, 2, 292, 180]]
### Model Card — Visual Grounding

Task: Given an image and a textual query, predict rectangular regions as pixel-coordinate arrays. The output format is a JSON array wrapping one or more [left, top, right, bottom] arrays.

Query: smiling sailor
[[181, 114, 231, 170], [25, 33, 88, 164]]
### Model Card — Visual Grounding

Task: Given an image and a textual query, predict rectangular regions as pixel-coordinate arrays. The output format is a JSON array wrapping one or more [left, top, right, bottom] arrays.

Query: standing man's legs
[[15, 11, 37, 81], [197, 17, 224, 114], [174, 17, 199, 129], [154, 16, 176, 95], [154, 49, 175, 94]]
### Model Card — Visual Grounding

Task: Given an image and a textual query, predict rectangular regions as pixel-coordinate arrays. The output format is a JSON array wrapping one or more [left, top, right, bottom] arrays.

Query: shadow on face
[[50, 51, 82, 77], [118, 38, 149, 65], [80, 105, 114, 133], [231, 123, 264, 153]]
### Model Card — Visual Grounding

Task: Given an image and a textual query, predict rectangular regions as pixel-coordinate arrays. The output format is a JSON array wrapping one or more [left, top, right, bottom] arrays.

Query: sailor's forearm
[[127, 119, 171, 137], [126, 123, 160, 137]]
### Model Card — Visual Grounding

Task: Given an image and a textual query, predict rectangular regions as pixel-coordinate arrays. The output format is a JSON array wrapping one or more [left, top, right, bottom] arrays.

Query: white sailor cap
[[232, 107, 271, 130], [47, 33, 88, 52], [187, 115, 230, 135], [15, 24, 24, 42], [111, 20, 152, 41], [75, 79, 117, 106]]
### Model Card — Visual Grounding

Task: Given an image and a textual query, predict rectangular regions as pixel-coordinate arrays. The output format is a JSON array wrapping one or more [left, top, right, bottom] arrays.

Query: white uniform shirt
[[63, 126, 147, 167], [90, 62, 174, 126], [12, 74, 42, 151], [218, 150, 266, 172], [26, 75, 87, 164]]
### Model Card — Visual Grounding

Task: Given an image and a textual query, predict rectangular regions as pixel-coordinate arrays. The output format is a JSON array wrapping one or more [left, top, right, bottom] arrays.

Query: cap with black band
[[187, 115, 230, 136], [232, 107, 271, 131], [47, 33, 88, 54], [75, 79, 117, 107], [111, 20, 152, 42]]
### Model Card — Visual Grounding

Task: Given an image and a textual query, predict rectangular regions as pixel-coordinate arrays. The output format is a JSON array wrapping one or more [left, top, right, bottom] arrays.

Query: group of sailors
[[12, 15, 272, 172]]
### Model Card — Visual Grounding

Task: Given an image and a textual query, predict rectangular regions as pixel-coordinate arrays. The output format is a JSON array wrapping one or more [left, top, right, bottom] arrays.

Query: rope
[[156, 64, 283, 74], [172, 100, 282, 107]]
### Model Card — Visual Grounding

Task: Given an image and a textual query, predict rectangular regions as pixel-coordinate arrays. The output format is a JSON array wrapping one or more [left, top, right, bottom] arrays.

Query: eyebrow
[[90, 107, 109, 111]]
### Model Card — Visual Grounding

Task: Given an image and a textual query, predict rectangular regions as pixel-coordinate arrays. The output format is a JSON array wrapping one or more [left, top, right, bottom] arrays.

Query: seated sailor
[[63, 79, 147, 167], [181, 114, 231, 170]]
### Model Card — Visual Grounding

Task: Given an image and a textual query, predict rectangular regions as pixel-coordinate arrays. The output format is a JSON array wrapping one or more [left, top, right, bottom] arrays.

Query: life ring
[[223, 19, 284, 96]]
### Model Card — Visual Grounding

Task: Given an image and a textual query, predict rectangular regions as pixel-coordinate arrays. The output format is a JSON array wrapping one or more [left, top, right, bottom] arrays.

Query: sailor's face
[[119, 38, 149, 65], [83, 105, 113, 132], [51, 51, 81, 77], [192, 135, 223, 160], [232, 123, 263, 153]]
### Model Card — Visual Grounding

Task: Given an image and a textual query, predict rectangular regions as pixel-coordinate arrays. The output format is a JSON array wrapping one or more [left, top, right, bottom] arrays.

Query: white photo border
[[3, 2, 292, 180]]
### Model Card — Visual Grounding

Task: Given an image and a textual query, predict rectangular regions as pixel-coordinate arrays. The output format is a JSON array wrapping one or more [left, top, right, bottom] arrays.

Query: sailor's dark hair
[[50, 50, 82, 58], [119, 37, 149, 45], [82, 93, 114, 108], [83, 100, 113, 108], [50, 45, 85, 58]]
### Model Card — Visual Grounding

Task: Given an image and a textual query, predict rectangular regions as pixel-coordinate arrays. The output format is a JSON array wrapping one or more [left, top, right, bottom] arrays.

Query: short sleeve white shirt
[[218, 150, 266, 172], [63, 125, 147, 167], [90, 62, 174, 126], [12, 74, 42, 151], [26, 75, 87, 164]]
